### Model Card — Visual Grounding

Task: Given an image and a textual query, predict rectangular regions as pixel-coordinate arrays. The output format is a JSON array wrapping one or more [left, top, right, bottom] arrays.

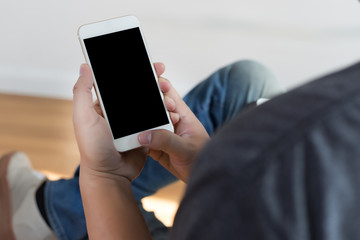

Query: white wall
[[0, 0, 359, 99]]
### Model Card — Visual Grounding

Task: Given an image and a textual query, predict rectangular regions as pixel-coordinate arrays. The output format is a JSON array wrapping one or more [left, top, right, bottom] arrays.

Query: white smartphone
[[78, 15, 174, 152]]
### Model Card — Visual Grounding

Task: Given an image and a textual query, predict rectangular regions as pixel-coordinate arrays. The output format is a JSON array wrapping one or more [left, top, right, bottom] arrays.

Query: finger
[[158, 78, 191, 118], [164, 96, 176, 112], [138, 130, 187, 157], [93, 99, 104, 117], [73, 64, 94, 123], [147, 149, 171, 171], [154, 62, 165, 77], [158, 77, 171, 94], [170, 112, 180, 125], [122, 148, 148, 180]]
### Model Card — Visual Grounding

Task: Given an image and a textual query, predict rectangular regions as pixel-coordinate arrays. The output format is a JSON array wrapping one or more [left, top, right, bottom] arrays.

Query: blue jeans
[[44, 60, 284, 240]]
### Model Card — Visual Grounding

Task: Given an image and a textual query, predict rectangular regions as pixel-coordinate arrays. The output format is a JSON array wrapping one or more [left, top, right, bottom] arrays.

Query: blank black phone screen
[[84, 27, 169, 139]]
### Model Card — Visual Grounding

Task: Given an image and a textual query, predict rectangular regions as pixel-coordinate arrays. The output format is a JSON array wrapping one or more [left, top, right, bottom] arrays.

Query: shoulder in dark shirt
[[171, 62, 360, 240]]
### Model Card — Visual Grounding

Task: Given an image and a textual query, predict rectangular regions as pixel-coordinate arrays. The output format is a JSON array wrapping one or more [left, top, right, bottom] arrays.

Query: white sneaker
[[0, 152, 57, 240]]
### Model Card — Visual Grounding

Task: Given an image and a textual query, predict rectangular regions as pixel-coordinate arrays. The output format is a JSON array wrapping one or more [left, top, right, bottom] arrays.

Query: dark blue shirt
[[172, 62, 360, 240]]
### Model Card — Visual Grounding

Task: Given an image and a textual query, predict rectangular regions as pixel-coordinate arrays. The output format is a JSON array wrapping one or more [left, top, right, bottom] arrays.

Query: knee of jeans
[[227, 60, 284, 99]]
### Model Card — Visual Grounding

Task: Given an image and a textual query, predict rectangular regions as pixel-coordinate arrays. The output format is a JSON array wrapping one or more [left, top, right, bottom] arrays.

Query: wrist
[[79, 166, 132, 190], [79, 163, 150, 240]]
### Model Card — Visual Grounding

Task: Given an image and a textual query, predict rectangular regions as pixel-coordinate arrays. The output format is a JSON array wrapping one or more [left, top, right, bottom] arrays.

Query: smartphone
[[78, 16, 174, 152]]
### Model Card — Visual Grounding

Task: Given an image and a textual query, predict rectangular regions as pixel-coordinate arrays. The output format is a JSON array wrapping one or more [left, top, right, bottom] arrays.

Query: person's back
[[171, 62, 360, 240]]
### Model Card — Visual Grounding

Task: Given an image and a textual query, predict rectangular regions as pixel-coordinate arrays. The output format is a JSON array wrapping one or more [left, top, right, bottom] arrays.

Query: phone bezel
[[78, 16, 174, 152]]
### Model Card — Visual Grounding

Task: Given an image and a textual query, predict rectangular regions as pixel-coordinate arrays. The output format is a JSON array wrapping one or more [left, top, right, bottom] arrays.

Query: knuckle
[[73, 82, 81, 95], [159, 77, 170, 84]]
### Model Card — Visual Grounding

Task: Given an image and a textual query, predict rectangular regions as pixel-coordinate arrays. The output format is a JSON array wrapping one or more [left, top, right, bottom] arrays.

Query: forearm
[[79, 168, 152, 240]]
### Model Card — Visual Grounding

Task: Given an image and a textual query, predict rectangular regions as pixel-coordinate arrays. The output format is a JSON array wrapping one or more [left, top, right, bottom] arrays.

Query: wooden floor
[[0, 93, 185, 226], [0, 93, 79, 177]]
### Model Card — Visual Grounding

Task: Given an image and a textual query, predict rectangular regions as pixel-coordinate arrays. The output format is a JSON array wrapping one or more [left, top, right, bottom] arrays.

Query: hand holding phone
[[78, 16, 174, 152], [73, 64, 148, 181]]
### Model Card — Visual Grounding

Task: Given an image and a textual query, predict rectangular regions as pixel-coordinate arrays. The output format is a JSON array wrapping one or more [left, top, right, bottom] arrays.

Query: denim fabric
[[171, 62, 360, 240], [44, 60, 284, 240]]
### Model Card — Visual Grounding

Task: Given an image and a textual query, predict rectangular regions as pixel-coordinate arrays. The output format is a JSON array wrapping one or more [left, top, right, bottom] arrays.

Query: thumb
[[138, 130, 186, 157], [73, 64, 94, 123]]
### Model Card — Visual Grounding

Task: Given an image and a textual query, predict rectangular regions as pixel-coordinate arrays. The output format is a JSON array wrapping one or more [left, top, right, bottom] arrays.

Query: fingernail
[[139, 132, 151, 145]]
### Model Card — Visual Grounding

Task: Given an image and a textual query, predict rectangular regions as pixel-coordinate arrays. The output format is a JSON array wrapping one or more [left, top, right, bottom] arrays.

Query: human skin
[[72, 63, 209, 239]]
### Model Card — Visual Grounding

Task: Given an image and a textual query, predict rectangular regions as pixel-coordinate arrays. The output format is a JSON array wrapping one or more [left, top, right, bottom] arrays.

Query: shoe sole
[[0, 152, 17, 240]]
